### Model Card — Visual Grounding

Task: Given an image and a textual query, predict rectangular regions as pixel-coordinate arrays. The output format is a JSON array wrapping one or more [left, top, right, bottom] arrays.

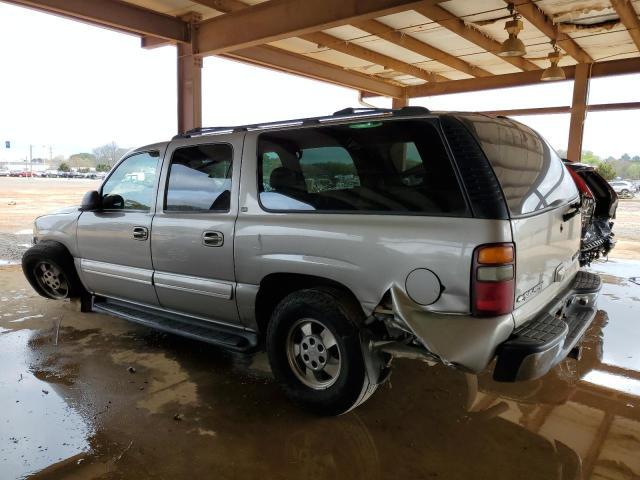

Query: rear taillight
[[471, 243, 515, 316], [566, 167, 595, 229]]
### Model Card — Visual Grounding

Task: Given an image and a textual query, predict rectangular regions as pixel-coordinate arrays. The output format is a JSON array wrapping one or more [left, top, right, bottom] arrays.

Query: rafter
[[414, 3, 540, 71], [301, 32, 447, 82], [611, 0, 640, 52], [4, 0, 189, 42], [404, 57, 640, 97], [510, 0, 592, 63], [195, 0, 446, 83], [352, 19, 493, 77], [223, 45, 405, 98], [196, 0, 445, 56]]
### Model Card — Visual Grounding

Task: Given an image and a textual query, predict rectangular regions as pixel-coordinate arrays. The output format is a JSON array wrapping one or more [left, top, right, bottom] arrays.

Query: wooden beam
[[4, 0, 189, 42], [414, 4, 540, 72], [510, 0, 593, 63], [196, 0, 446, 84], [567, 63, 591, 161], [301, 31, 446, 82], [479, 101, 640, 117], [404, 57, 640, 97], [611, 0, 640, 52], [392, 95, 409, 108], [196, 0, 445, 56], [141, 36, 174, 49], [352, 19, 493, 78], [177, 14, 202, 134], [222, 45, 405, 98]]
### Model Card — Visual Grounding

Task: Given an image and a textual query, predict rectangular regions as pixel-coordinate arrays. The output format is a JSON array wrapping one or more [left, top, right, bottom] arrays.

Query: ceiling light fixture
[[541, 42, 566, 81], [499, 4, 526, 57]]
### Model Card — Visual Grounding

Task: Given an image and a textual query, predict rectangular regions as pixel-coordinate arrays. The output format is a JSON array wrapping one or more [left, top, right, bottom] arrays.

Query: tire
[[266, 287, 378, 415], [22, 241, 86, 300]]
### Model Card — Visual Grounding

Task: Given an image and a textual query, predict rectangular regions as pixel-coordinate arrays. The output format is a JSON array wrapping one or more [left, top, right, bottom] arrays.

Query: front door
[[150, 137, 242, 325], [77, 150, 162, 306]]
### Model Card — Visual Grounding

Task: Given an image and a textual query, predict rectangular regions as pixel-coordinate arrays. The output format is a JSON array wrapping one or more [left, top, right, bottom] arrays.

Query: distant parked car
[[18, 171, 35, 177], [609, 180, 635, 198], [0, 170, 8, 177]]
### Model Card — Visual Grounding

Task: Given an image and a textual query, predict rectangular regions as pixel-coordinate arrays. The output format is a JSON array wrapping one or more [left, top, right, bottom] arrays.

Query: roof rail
[[173, 105, 430, 139]]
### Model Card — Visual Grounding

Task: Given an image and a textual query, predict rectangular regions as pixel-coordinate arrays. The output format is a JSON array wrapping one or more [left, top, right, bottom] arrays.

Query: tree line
[[56, 141, 129, 173], [557, 149, 640, 181]]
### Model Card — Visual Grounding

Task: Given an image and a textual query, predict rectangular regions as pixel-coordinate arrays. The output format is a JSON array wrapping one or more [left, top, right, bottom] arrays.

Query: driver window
[[101, 151, 159, 211]]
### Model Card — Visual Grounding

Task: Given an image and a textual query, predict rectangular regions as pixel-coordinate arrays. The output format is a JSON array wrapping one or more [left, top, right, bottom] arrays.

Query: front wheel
[[22, 241, 85, 300], [266, 288, 378, 415]]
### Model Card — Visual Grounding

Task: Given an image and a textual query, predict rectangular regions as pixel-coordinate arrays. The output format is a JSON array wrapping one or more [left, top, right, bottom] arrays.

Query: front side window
[[257, 120, 468, 216], [101, 151, 159, 211], [165, 144, 233, 212]]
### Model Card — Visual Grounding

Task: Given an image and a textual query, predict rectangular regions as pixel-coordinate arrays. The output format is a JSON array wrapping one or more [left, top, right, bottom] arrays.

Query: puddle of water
[[0, 330, 92, 479], [10, 314, 44, 323]]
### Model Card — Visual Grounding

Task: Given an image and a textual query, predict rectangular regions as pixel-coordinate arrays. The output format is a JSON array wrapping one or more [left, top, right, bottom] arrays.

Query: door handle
[[202, 231, 224, 247], [132, 226, 149, 241]]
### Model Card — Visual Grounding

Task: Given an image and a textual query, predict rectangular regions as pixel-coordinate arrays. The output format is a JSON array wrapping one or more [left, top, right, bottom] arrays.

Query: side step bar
[[93, 299, 258, 352]]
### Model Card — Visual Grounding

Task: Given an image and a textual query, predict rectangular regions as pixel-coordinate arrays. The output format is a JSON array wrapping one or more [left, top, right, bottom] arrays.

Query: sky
[[0, 2, 639, 163]]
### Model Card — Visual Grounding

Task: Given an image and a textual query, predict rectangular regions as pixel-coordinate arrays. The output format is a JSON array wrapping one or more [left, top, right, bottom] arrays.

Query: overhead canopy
[[6, 0, 640, 98], [4, 0, 640, 160]]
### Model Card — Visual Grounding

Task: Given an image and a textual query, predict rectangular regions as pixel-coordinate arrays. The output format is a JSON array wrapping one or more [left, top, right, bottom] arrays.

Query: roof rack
[[173, 105, 430, 139]]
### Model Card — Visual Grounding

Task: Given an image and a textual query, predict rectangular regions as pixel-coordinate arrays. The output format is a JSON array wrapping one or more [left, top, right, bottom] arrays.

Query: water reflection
[[0, 330, 92, 479]]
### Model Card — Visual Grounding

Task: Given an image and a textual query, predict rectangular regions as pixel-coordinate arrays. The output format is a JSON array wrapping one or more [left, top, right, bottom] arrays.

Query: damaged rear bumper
[[493, 271, 601, 382]]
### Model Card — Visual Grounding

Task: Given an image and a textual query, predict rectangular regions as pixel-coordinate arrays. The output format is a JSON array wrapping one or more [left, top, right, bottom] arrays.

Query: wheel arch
[[254, 272, 366, 337]]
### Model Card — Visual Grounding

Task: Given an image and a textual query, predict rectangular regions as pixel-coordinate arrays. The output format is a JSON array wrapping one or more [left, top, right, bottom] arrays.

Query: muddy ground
[[0, 260, 639, 479]]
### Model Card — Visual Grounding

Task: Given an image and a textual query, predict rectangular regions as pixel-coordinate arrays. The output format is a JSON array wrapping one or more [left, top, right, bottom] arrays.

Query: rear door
[[459, 115, 581, 327], [150, 136, 242, 326]]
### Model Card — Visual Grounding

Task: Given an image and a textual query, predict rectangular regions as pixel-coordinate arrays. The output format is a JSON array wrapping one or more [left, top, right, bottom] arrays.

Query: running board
[[93, 299, 258, 352]]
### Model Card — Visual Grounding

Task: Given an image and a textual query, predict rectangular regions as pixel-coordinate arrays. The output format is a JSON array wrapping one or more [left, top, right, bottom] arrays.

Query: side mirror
[[80, 190, 101, 211]]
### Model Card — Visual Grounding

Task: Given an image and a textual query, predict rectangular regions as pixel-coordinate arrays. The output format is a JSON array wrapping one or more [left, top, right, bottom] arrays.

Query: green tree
[[632, 155, 640, 162], [580, 151, 601, 166], [621, 153, 631, 161], [596, 162, 616, 180], [96, 163, 111, 172], [627, 163, 640, 180], [58, 162, 70, 172]]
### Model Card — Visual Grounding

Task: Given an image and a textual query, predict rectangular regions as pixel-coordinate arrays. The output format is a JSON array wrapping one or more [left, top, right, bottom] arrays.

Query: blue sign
[[4, 141, 9, 149]]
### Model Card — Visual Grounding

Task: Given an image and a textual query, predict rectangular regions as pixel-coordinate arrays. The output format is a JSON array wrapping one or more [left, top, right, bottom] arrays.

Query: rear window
[[257, 120, 468, 216], [460, 115, 578, 216]]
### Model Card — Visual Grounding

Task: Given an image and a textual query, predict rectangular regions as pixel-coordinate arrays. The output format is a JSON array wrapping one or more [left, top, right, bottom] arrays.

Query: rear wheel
[[22, 241, 86, 301], [266, 288, 378, 415]]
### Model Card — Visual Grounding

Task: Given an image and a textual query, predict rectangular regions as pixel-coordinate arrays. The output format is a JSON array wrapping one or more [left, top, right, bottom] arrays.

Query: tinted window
[[101, 151, 159, 211], [460, 115, 578, 216], [258, 120, 467, 216], [166, 144, 233, 212]]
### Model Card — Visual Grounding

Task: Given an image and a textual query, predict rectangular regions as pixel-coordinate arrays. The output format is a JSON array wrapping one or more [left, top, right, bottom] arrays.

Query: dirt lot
[[0, 177, 100, 263], [0, 176, 638, 263]]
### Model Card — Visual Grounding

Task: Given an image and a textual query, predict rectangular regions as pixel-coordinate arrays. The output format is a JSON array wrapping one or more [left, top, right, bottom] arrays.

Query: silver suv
[[23, 107, 601, 415]]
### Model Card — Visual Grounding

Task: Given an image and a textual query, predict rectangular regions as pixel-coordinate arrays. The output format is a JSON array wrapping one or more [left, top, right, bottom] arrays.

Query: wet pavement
[[0, 260, 639, 479]]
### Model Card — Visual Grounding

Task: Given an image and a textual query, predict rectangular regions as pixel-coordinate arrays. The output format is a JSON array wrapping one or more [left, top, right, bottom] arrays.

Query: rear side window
[[258, 120, 468, 216], [460, 115, 578, 216], [165, 144, 233, 212]]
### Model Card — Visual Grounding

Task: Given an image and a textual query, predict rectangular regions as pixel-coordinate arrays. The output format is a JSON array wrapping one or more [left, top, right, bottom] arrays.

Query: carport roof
[[6, 0, 640, 99]]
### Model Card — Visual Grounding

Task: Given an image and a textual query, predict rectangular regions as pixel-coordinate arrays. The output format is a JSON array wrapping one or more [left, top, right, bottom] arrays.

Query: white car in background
[[609, 180, 636, 198]]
